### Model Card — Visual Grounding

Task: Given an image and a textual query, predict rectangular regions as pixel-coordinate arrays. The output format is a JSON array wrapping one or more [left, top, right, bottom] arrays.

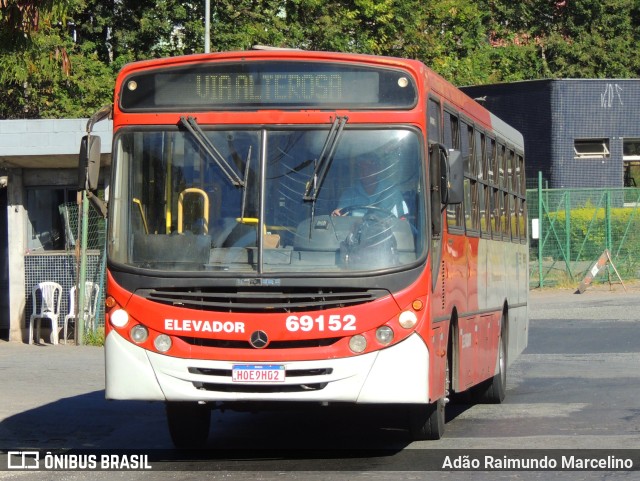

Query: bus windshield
[[109, 126, 425, 274]]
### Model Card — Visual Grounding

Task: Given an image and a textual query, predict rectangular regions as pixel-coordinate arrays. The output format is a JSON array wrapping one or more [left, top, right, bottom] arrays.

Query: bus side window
[[445, 111, 463, 232]]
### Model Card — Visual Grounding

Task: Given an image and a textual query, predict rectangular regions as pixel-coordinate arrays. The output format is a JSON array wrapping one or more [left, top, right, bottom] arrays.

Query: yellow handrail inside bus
[[178, 188, 209, 234], [235, 217, 282, 247], [235, 217, 260, 225], [235, 217, 270, 234], [132, 198, 149, 234], [165, 136, 174, 234]]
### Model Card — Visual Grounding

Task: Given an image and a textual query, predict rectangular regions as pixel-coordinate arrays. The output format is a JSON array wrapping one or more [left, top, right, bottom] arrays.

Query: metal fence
[[527, 173, 640, 288], [59, 200, 107, 335]]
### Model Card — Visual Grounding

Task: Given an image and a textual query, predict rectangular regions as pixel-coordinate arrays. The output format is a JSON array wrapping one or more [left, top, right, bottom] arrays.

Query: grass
[[82, 327, 105, 347]]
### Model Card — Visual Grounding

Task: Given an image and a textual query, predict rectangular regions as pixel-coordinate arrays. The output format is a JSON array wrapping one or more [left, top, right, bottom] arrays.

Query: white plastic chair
[[29, 282, 63, 345], [64, 282, 100, 344]]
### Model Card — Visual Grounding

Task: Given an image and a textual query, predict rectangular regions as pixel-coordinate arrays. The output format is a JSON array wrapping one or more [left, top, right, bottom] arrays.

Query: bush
[[544, 205, 640, 278]]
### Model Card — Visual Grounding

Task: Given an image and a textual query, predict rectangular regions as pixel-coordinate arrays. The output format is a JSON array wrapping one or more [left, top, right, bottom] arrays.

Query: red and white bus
[[83, 48, 528, 447]]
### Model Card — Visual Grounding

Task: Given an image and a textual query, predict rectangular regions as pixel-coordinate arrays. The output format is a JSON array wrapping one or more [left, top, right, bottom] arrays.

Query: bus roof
[[115, 49, 523, 149]]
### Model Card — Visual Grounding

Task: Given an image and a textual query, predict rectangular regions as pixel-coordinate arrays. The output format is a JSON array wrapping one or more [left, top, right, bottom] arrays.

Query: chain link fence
[[59, 201, 107, 334], [527, 174, 640, 288]]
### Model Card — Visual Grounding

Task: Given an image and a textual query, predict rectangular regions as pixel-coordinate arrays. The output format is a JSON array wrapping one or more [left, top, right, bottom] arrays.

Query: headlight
[[154, 334, 172, 353], [375, 326, 394, 345], [349, 334, 367, 353], [110, 309, 129, 328], [130, 325, 148, 343], [399, 310, 418, 329]]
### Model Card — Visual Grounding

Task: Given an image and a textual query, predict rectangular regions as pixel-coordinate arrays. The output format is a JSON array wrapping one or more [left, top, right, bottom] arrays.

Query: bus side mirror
[[79, 135, 101, 190], [443, 149, 463, 205]]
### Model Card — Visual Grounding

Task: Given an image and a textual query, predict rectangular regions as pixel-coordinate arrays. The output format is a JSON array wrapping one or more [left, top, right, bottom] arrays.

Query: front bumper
[[105, 330, 429, 404]]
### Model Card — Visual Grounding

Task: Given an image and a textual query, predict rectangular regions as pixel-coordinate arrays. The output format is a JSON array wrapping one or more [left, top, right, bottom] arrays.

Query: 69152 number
[[285, 314, 356, 333]]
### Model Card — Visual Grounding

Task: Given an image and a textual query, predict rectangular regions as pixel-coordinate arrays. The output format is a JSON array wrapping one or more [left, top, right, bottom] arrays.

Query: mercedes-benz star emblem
[[249, 330, 269, 349]]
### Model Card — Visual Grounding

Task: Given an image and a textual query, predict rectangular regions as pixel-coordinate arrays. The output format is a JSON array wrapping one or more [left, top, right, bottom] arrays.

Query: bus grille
[[196, 383, 328, 393], [136, 287, 388, 313], [179, 336, 340, 349]]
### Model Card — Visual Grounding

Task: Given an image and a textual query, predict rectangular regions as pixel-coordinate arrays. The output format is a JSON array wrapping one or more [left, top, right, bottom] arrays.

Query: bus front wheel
[[408, 357, 448, 440], [166, 401, 211, 448]]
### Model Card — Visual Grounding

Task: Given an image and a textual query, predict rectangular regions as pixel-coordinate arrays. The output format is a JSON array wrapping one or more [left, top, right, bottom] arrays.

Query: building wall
[[0, 119, 108, 161], [550, 80, 638, 189], [0, 119, 112, 342], [461, 80, 553, 186]]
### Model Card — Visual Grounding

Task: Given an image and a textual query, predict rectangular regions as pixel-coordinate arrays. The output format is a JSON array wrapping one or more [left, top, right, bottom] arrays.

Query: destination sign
[[119, 61, 417, 110], [157, 71, 372, 105]]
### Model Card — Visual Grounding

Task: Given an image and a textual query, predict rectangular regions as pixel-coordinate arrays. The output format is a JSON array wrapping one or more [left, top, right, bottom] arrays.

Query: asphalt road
[[0, 283, 639, 480]]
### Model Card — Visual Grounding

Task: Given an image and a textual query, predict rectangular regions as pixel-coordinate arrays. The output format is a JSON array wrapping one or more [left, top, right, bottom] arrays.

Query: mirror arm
[[86, 105, 112, 134], [87, 191, 108, 219]]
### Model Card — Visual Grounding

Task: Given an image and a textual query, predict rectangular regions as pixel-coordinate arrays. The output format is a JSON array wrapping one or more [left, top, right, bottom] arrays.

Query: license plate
[[232, 364, 285, 383]]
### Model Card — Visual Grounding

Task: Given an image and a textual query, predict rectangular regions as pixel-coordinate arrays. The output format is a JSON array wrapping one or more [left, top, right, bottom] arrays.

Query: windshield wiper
[[179, 116, 245, 187], [303, 116, 348, 201]]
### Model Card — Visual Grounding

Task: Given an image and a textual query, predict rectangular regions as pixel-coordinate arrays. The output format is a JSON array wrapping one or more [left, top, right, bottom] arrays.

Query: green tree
[[544, 0, 639, 77], [482, 0, 640, 80], [0, 0, 115, 118], [402, 0, 492, 85], [3, 0, 640, 118], [285, 0, 396, 53]]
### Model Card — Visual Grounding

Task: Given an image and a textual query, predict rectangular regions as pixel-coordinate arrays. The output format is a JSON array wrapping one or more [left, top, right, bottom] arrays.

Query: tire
[[475, 321, 507, 404], [166, 402, 211, 448], [408, 357, 448, 440]]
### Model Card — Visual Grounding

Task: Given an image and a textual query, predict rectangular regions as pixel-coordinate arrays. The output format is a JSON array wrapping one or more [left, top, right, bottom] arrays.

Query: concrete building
[[0, 119, 111, 342], [461, 79, 640, 189]]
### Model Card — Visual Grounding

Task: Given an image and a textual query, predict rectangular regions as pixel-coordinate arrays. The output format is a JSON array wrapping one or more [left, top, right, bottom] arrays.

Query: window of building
[[26, 188, 77, 252], [574, 138, 610, 159], [623, 139, 640, 187]]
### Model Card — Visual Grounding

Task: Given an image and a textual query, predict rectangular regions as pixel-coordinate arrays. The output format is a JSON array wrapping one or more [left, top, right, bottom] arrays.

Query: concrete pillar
[[7, 169, 26, 342]]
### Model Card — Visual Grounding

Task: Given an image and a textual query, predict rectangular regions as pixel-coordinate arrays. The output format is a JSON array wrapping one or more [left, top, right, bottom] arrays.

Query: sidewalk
[[0, 340, 169, 450], [529, 277, 640, 298]]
